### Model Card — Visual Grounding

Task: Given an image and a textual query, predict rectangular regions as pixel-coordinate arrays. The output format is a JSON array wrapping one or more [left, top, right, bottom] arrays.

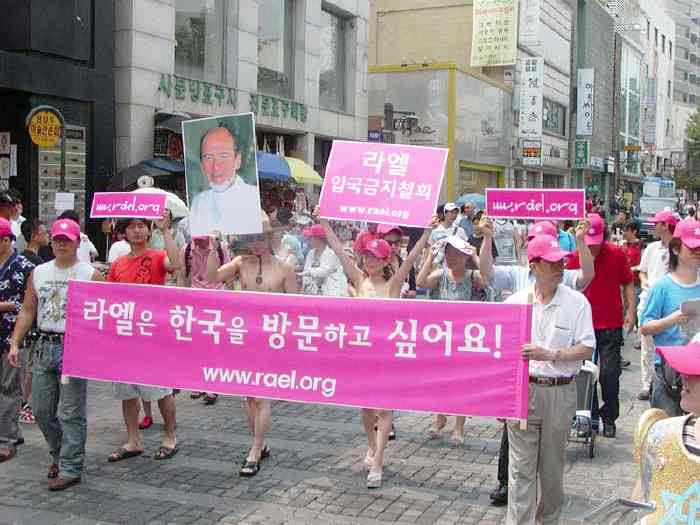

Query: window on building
[[685, 71, 689, 81], [662, 34, 666, 52], [668, 80, 672, 97], [683, 93, 689, 103], [686, 49, 690, 60], [542, 99, 566, 137], [691, 94, 697, 104], [655, 28, 658, 46], [670, 41, 673, 58], [647, 20, 650, 40], [258, 0, 294, 99], [666, 119, 671, 137], [319, 8, 347, 111], [174, 0, 227, 82]]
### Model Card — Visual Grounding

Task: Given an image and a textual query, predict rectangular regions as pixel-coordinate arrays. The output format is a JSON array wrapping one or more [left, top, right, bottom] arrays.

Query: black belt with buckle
[[37, 331, 65, 342], [529, 376, 574, 387]]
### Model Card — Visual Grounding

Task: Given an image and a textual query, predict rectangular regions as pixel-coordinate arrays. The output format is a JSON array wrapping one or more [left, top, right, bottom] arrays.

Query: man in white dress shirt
[[505, 235, 596, 524], [189, 126, 262, 236]]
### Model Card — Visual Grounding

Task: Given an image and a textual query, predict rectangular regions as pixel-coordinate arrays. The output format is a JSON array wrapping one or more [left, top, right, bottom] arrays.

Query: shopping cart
[[568, 359, 599, 458]]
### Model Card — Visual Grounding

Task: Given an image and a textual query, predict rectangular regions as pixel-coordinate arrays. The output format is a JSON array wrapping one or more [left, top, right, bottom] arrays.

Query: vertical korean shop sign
[[471, 0, 518, 67], [574, 140, 590, 169], [519, 57, 544, 140], [576, 69, 595, 136]]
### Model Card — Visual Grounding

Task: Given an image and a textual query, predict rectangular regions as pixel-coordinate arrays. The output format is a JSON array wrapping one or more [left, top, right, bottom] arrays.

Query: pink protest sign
[[63, 281, 531, 419], [485, 188, 586, 220], [90, 192, 167, 219], [318, 140, 448, 228]]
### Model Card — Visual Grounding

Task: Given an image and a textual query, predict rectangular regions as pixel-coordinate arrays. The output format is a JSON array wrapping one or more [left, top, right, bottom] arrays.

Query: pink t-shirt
[[182, 243, 230, 290]]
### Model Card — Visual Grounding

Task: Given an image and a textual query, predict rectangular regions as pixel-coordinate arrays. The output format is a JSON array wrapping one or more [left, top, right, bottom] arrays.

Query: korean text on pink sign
[[90, 192, 167, 219], [318, 140, 448, 228], [485, 188, 586, 220], [63, 281, 531, 419]]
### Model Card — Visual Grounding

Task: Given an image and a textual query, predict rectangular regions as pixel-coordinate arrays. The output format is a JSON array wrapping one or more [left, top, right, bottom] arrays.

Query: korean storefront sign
[[158, 73, 238, 109], [519, 57, 544, 139], [318, 141, 448, 228], [519, 0, 541, 48], [249, 93, 307, 123], [27, 109, 63, 148], [63, 281, 531, 419], [574, 139, 590, 169], [576, 69, 595, 136], [470, 0, 518, 67], [521, 139, 542, 167]]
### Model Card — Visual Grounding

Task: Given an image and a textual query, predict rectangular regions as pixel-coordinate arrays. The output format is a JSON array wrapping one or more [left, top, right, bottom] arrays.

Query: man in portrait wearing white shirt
[[189, 126, 262, 236], [504, 235, 596, 524]]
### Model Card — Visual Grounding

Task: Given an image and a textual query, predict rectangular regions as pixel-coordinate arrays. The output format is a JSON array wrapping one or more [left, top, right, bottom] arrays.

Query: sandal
[[0, 447, 16, 462], [451, 434, 465, 446], [47, 463, 59, 479], [153, 445, 179, 460], [108, 447, 143, 463], [367, 470, 383, 489], [429, 415, 447, 439], [363, 449, 374, 471], [240, 460, 260, 477], [190, 392, 204, 399], [204, 394, 218, 405], [138, 416, 153, 430], [388, 424, 396, 441]]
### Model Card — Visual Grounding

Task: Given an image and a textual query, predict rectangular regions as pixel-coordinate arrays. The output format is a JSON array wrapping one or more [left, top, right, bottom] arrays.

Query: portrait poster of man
[[182, 113, 263, 235]]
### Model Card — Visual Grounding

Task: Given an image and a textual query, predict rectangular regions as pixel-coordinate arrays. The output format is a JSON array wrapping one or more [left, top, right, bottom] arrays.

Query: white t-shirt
[[33, 260, 95, 332], [638, 240, 670, 312], [77, 233, 98, 263], [108, 240, 131, 263], [507, 284, 596, 378], [493, 220, 518, 265]]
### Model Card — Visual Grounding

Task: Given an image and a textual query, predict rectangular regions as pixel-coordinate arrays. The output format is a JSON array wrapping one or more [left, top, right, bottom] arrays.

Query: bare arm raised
[[319, 219, 364, 290]]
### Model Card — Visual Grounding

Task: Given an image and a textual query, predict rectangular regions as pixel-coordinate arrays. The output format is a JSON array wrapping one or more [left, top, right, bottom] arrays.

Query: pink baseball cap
[[584, 213, 606, 246], [657, 343, 700, 376], [303, 224, 325, 239], [51, 219, 80, 242], [527, 235, 571, 263], [527, 221, 557, 239], [362, 238, 392, 259], [0, 217, 15, 240], [376, 224, 403, 237], [649, 209, 680, 226], [673, 218, 700, 249]]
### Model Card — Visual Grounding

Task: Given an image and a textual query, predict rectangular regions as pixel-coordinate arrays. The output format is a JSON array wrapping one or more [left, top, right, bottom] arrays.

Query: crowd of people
[[0, 191, 698, 524]]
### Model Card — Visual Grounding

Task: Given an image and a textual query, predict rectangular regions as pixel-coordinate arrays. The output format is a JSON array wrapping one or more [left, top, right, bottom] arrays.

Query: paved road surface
[[0, 338, 646, 524]]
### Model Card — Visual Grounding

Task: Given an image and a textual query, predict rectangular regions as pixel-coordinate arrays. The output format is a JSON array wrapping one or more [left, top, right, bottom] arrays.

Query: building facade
[[640, 0, 676, 178], [0, 0, 115, 234], [368, 0, 514, 200], [574, 0, 616, 201], [115, 0, 368, 196]]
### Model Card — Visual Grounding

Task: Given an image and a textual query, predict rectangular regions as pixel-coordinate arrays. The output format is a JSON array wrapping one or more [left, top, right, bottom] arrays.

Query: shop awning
[[286, 157, 323, 185], [256, 151, 291, 182]]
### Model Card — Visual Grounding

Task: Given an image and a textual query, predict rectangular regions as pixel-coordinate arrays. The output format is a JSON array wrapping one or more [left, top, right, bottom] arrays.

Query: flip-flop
[[108, 447, 143, 463], [153, 445, 179, 460], [240, 460, 260, 477]]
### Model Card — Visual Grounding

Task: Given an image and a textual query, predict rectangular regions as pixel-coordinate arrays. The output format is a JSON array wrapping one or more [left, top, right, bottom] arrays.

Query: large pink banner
[[90, 192, 167, 219], [485, 188, 586, 220], [318, 140, 448, 228], [63, 281, 531, 419]]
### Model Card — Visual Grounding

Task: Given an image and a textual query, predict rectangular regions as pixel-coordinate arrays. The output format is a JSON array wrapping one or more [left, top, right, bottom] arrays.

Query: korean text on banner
[[63, 282, 531, 419], [519, 57, 544, 139], [471, 0, 518, 67], [486, 188, 586, 220], [317, 141, 448, 228], [576, 69, 595, 136], [90, 192, 167, 219]]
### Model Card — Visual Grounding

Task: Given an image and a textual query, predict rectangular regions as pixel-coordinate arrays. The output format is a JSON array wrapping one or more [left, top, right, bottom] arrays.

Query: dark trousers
[[497, 423, 509, 484], [593, 327, 623, 424]]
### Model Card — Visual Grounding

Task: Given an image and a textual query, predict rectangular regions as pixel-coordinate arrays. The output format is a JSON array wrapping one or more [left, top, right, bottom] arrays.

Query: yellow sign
[[27, 110, 62, 147], [470, 0, 518, 67], [624, 144, 641, 152]]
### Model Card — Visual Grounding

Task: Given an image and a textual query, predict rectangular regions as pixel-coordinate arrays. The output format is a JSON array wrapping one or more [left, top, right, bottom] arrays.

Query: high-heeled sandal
[[363, 449, 374, 470], [367, 469, 383, 489]]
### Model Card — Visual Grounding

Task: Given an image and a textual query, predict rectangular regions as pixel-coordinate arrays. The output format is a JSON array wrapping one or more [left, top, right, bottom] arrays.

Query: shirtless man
[[206, 213, 298, 476]]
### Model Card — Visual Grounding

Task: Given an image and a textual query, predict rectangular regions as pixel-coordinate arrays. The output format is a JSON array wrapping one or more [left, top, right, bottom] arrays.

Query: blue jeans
[[32, 337, 87, 479]]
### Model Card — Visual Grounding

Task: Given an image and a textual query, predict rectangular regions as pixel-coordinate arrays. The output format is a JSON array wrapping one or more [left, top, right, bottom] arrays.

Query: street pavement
[[0, 337, 646, 525]]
